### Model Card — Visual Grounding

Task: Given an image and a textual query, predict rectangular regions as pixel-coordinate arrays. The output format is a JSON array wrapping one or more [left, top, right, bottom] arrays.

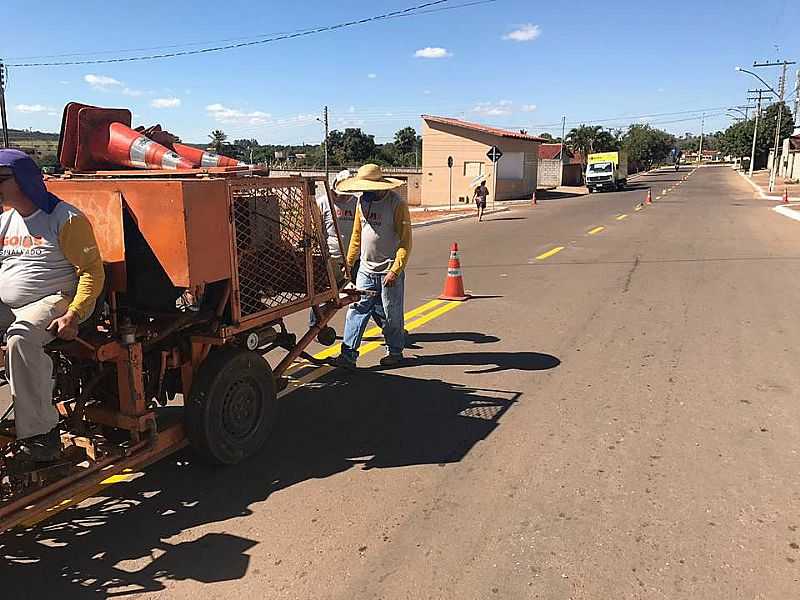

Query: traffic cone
[[531, 189, 537, 206], [99, 122, 197, 170], [173, 143, 247, 168], [646, 189, 653, 204], [439, 242, 470, 301], [784, 188, 790, 204]]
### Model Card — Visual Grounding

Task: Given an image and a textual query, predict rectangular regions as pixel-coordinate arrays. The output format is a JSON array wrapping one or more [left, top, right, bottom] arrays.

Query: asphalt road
[[4, 165, 800, 599]]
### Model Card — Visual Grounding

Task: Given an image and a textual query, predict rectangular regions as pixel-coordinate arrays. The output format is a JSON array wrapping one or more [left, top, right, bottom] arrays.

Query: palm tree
[[209, 129, 227, 153]]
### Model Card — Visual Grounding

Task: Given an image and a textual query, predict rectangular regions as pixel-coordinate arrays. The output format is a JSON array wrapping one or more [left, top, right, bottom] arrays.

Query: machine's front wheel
[[186, 347, 277, 465]]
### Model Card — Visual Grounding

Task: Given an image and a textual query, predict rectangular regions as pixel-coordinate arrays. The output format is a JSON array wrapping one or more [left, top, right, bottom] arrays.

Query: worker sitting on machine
[[0, 149, 105, 462]]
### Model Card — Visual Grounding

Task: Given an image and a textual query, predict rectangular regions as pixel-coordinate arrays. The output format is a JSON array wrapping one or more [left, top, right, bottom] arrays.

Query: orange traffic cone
[[439, 242, 470, 301], [531, 189, 537, 206], [646, 189, 653, 204], [173, 143, 247, 168], [100, 122, 197, 170]]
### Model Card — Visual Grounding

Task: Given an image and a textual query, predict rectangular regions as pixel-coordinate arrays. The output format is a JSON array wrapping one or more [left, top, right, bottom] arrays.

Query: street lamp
[[735, 66, 785, 191]]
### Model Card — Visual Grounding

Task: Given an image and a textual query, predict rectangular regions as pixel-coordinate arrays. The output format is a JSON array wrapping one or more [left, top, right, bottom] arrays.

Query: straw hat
[[331, 169, 353, 194], [335, 163, 404, 192]]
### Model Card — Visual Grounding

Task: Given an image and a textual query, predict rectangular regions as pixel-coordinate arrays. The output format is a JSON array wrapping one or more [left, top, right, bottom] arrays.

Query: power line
[[6, 0, 494, 68]]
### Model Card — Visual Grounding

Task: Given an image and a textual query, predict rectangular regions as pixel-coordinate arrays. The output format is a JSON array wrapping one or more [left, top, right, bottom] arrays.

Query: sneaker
[[379, 353, 404, 367], [330, 354, 357, 370], [18, 427, 62, 462]]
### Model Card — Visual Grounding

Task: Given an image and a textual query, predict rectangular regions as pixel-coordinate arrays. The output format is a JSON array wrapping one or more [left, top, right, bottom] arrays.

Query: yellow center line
[[616, 214, 628, 221], [535, 246, 564, 260], [588, 226, 605, 235], [656, 196, 662, 200], [635, 205, 643, 211]]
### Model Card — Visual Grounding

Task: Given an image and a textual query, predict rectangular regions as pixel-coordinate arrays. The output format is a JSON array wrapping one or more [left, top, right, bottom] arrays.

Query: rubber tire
[[185, 347, 277, 465], [316, 326, 337, 346], [587, 187, 594, 194]]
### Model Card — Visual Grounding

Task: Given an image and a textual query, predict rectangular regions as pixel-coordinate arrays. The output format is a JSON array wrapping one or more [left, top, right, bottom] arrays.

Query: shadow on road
[[486, 216, 527, 222], [386, 351, 561, 374], [0, 372, 520, 598]]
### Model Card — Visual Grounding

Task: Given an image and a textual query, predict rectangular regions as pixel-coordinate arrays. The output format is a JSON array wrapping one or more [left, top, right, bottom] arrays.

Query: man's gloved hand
[[47, 309, 79, 341]]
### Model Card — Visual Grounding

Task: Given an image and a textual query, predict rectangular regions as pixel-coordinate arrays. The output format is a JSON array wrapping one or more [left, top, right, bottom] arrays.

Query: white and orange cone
[[784, 188, 790, 204], [173, 143, 247, 168], [101, 122, 197, 170], [646, 189, 653, 204], [531, 189, 538, 206], [439, 242, 470, 301]]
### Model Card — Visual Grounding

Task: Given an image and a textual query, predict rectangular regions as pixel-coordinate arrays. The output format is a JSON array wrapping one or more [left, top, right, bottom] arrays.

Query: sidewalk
[[737, 168, 800, 201]]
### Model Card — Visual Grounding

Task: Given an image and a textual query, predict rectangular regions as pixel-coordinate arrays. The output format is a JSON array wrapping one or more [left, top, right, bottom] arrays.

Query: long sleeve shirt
[[346, 190, 412, 275], [0, 202, 104, 320]]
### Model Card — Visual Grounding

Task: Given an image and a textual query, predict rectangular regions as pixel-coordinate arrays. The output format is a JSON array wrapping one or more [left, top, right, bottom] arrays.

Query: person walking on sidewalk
[[473, 180, 489, 222], [0, 150, 105, 461], [333, 164, 412, 368]]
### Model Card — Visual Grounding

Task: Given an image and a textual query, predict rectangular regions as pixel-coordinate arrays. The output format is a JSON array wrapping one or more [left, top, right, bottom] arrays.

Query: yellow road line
[[536, 246, 564, 260], [616, 214, 628, 221], [635, 205, 643, 211], [313, 298, 444, 360], [656, 196, 662, 200], [588, 226, 605, 235]]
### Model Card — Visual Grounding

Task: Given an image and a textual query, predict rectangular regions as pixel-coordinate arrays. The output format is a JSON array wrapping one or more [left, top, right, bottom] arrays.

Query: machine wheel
[[185, 347, 277, 465], [316, 326, 337, 346]]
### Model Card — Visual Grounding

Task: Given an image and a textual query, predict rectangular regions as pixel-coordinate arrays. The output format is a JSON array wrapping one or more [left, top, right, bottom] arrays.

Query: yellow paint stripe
[[588, 226, 605, 235], [616, 214, 628, 221], [635, 205, 643, 211], [313, 298, 445, 360], [536, 246, 564, 260], [656, 196, 662, 200]]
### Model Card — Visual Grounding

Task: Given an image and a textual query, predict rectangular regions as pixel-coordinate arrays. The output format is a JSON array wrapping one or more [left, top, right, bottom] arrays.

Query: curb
[[773, 204, 800, 222], [735, 169, 786, 201], [412, 206, 510, 229]]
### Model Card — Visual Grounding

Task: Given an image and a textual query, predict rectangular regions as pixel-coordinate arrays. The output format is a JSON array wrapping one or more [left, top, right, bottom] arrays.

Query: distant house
[[537, 143, 582, 187], [420, 115, 546, 206], [538, 143, 573, 161]]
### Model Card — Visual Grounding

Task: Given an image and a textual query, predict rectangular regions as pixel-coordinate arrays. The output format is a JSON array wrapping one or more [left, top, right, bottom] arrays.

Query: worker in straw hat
[[332, 164, 412, 368]]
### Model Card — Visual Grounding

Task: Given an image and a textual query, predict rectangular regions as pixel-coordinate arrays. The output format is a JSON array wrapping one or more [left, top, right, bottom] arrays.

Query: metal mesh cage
[[229, 179, 332, 322]]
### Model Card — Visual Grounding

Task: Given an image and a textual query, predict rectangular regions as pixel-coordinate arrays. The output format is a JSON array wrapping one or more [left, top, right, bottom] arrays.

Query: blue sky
[[2, 0, 799, 144]]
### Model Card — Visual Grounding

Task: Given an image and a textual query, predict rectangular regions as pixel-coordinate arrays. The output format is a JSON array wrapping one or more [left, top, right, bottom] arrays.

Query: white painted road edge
[[735, 168, 784, 201], [773, 204, 800, 222]]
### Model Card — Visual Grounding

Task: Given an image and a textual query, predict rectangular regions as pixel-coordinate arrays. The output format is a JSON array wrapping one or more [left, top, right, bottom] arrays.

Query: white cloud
[[206, 103, 271, 125], [15, 104, 52, 113], [84, 74, 123, 90], [503, 24, 541, 42], [521, 104, 537, 112], [122, 87, 144, 97], [367, 73, 377, 79], [414, 47, 452, 59], [472, 101, 512, 116], [151, 97, 181, 109]]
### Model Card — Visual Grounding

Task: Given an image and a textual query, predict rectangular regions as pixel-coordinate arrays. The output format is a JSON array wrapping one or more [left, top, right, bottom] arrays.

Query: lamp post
[[736, 65, 788, 192]]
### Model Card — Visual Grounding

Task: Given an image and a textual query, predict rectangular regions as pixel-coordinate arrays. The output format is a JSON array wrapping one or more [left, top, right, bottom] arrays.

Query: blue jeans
[[341, 270, 405, 361]]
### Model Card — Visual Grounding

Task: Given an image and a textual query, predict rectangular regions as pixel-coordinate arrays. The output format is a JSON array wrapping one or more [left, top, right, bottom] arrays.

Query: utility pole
[[794, 69, 800, 126], [747, 89, 768, 177], [697, 113, 705, 164], [559, 115, 566, 185], [753, 60, 796, 192], [0, 59, 9, 149]]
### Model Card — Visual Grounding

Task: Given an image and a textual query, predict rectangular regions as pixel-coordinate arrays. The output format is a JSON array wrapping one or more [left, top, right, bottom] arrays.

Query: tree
[[620, 124, 674, 170], [719, 103, 794, 169], [566, 125, 619, 166], [209, 129, 227, 153], [393, 126, 420, 156], [538, 132, 555, 141]]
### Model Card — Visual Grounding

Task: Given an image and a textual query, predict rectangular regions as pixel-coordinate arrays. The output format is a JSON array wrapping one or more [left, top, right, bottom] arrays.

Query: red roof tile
[[538, 143, 574, 160], [422, 115, 547, 142]]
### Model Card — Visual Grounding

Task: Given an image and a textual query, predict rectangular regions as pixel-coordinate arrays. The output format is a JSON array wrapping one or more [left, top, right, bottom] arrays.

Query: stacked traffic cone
[[99, 122, 197, 170], [646, 189, 653, 204], [439, 242, 470, 301], [784, 188, 790, 204], [173, 143, 247, 168]]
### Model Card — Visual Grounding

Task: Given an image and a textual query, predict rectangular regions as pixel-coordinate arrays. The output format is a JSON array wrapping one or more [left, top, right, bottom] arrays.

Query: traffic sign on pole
[[486, 146, 503, 163]]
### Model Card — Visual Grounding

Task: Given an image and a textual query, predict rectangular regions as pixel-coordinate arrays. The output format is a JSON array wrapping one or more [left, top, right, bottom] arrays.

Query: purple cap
[[0, 149, 60, 214]]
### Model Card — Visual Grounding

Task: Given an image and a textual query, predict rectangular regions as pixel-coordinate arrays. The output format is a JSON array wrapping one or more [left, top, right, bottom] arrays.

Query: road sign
[[487, 146, 503, 163], [447, 156, 454, 168]]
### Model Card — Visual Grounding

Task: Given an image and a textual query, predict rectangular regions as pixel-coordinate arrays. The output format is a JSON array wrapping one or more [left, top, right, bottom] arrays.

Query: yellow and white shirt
[[0, 202, 104, 320]]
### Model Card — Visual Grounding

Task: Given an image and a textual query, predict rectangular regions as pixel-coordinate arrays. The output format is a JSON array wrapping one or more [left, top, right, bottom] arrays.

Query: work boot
[[331, 354, 357, 370], [18, 427, 62, 462], [379, 353, 404, 367]]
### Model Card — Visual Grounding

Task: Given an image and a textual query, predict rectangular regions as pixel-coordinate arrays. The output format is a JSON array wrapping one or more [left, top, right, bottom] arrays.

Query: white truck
[[585, 151, 628, 193]]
